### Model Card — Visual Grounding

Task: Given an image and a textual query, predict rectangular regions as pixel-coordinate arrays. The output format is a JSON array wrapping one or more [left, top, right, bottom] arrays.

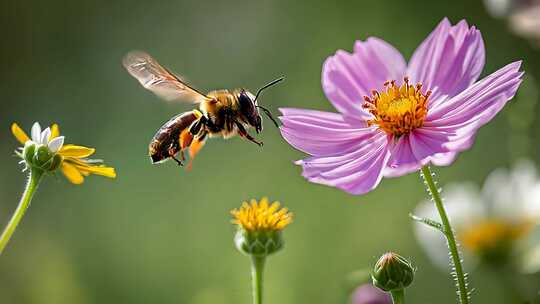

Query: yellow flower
[[459, 219, 534, 254], [231, 197, 293, 257], [11, 122, 116, 184], [231, 197, 293, 232]]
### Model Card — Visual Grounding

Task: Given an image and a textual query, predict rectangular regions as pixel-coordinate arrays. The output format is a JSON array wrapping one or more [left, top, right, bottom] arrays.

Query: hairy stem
[[421, 166, 469, 304], [250, 256, 266, 304], [0, 169, 43, 254]]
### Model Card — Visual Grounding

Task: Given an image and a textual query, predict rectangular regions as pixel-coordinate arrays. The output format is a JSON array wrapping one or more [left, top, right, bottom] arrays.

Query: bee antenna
[[256, 105, 279, 128], [254, 76, 285, 102]]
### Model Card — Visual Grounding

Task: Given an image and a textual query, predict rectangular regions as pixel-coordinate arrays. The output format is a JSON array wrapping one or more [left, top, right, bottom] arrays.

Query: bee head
[[238, 77, 284, 133], [238, 90, 263, 133]]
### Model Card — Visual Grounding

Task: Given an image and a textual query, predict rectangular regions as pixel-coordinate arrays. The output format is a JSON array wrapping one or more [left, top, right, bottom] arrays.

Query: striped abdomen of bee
[[148, 110, 202, 164]]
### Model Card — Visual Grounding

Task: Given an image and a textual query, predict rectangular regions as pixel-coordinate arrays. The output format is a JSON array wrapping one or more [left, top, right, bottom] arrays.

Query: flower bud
[[372, 252, 414, 292], [34, 145, 53, 166], [23, 141, 36, 164], [22, 142, 63, 172], [235, 229, 283, 257]]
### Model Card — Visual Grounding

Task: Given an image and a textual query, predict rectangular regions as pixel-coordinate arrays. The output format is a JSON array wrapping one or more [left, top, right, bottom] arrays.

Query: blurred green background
[[1, 0, 539, 303]]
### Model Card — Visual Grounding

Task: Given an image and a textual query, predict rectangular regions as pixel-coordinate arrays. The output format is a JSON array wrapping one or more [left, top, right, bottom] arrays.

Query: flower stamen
[[363, 77, 431, 137], [231, 197, 293, 232]]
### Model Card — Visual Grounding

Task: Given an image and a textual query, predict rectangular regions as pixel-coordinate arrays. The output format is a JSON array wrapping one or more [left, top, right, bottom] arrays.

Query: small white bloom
[[39, 127, 51, 145], [414, 160, 540, 271], [31, 122, 42, 143], [48, 136, 65, 153], [26, 122, 65, 152]]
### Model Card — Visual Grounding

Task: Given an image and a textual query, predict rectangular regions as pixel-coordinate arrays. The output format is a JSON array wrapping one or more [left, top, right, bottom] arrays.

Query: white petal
[[482, 160, 540, 220], [48, 136, 64, 152], [482, 167, 524, 220], [511, 160, 540, 218], [31, 122, 42, 142], [40, 127, 51, 145]]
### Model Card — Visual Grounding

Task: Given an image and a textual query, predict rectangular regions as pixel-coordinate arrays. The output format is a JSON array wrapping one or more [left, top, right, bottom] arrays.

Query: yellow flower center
[[231, 197, 293, 232], [363, 77, 431, 137], [458, 219, 534, 254]]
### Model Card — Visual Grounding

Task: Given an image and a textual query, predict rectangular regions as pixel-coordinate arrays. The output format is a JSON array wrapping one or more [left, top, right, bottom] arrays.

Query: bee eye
[[238, 91, 254, 109], [238, 91, 260, 127]]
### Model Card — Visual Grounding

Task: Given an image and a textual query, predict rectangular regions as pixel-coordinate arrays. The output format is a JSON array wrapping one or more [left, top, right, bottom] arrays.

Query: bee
[[123, 51, 283, 168]]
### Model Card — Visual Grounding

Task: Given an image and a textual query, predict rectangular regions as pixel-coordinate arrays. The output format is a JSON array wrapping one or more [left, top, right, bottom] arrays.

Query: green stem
[[0, 169, 43, 254], [250, 256, 266, 304], [390, 289, 405, 304], [421, 166, 469, 304]]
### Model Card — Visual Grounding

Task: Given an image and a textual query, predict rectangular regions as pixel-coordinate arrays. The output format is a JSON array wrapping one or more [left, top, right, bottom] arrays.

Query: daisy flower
[[231, 198, 293, 234], [11, 122, 116, 184], [231, 198, 293, 304], [280, 18, 523, 195], [2, 121, 116, 254], [414, 160, 540, 270]]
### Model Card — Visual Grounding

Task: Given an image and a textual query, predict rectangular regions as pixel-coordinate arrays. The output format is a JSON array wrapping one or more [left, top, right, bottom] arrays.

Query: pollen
[[231, 197, 293, 232], [363, 77, 431, 137], [458, 219, 534, 253]]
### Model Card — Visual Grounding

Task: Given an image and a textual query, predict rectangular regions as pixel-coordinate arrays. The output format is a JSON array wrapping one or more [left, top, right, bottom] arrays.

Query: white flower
[[12, 121, 116, 184], [414, 160, 540, 271], [27, 122, 65, 153]]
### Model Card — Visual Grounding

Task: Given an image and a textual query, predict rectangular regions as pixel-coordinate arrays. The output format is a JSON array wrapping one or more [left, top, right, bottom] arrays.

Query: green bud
[[34, 145, 53, 165], [21, 142, 62, 172], [234, 229, 283, 257], [23, 142, 36, 164], [372, 252, 414, 292], [45, 154, 63, 171]]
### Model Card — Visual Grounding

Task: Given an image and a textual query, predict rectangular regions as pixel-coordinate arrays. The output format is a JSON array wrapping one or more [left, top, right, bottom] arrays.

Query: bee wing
[[123, 51, 212, 103]]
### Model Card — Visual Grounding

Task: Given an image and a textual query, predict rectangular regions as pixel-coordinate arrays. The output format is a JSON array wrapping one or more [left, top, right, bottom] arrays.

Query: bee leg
[[235, 121, 263, 147], [171, 155, 183, 166], [189, 116, 206, 135], [167, 148, 183, 166]]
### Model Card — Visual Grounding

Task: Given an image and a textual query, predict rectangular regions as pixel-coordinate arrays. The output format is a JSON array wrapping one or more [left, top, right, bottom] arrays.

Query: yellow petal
[[59, 145, 96, 158], [50, 124, 60, 140], [75, 164, 116, 178], [11, 123, 30, 144], [61, 163, 84, 184]]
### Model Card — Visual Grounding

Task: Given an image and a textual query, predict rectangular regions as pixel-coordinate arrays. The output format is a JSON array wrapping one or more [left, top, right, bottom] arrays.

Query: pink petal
[[384, 135, 419, 177], [297, 132, 390, 195], [431, 152, 458, 166], [322, 37, 406, 118], [384, 128, 458, 177], [279, 108, 378, 156], [425, 61, 523, 152], [407, 18, 485, 105]]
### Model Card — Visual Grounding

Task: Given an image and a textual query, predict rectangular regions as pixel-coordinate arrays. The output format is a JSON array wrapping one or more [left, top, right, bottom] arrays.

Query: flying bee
[[122, 51, 283, 168]]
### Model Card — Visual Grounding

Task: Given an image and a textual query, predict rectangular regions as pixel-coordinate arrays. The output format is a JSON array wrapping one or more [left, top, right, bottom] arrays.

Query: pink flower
[[280, 18, 523, 195]]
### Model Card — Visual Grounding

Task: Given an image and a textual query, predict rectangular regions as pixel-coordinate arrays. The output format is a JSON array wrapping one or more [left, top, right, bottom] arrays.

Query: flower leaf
[[409, 213, 444, 233]]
